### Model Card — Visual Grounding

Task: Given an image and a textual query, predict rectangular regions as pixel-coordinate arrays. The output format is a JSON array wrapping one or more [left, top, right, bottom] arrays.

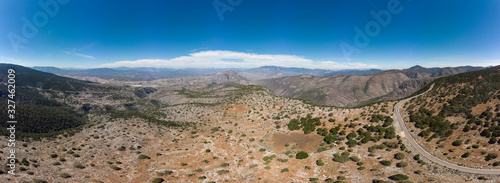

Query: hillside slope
[[256, 66, 483, 107], [402, 66, 500, 168]]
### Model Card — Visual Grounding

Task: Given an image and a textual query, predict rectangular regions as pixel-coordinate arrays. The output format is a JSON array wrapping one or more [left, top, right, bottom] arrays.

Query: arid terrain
[[0, 64, 499, 183]]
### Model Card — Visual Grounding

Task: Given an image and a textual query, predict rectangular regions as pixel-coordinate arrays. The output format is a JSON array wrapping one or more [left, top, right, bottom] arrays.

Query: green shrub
[[388, 174, 409, 181], [110, 165, 121, 170], [216, 169, 229, 175], [280, 168, 289, 173], [413, 154, 420, 160], [485, 153, 498, 161], [152, 178, 164, 183], [333, 152, 350, 163], [277, 158, 288, 163], [74, 163, 85, 169], [462, 152, 471, 158], [478, 176, 488, 180], [60, 173, 71, 178], [138, 154, 151, 160], [349, 156, 360, 162], [21, 158, 29, 166], [452, 140, 462, 146], [32, 179, 48, 183], [380, 160, 391, 166], [394, 152, 405, 160], [296, 151, 309, 159], [396, 162, 408, 167], [157, 170, 173, 176], [316, 159, 324, 166]]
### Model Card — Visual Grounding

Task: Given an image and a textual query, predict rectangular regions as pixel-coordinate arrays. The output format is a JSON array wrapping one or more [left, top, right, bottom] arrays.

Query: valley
[[0, 64, 499, 182]]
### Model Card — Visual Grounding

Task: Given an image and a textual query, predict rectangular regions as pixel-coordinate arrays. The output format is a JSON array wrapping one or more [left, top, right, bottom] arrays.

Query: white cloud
[[97, 50, 379, 70], [0, 56, 21, 63], [64, 49, 95, 59]]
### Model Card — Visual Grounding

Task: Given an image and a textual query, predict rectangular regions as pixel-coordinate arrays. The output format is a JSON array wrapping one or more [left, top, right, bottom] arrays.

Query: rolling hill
[[255, 65, 484, 107], [400, 65, 500, 168]]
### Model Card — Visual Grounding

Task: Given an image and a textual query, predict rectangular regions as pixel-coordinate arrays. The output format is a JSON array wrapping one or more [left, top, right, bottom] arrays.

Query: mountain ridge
[[256, 65, 486, 107]]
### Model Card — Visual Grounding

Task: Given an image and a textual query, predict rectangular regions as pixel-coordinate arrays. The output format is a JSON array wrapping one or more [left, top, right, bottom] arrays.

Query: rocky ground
[[1, 82, 499, 183]]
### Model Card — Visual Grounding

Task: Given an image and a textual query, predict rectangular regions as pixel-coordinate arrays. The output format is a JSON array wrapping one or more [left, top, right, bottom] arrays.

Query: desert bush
[[138, 154, 151, 159], [452, 140, 462, 146], [152, 178, 164, 183], [74, 163, 85, 169], [157, 170, 173, 176], [394, 152, 405, 160], [388, 174, 409, 181], [110, 165, 121, 170], [316, 159, 324, 166], [60, 173, 71, 178], [280, 168, 289, 173], [396, 162, 408, 167], [216, 169, 229, 175], [380, 160, 391, 166], [485, 153, 498, 161], [296, 151, 309, 159], [349, 156, 360, 162], [333, 152, 350, 163]]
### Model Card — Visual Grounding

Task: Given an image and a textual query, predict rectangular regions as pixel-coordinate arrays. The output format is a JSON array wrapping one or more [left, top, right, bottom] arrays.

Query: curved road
[[393, 84, 500, 175]]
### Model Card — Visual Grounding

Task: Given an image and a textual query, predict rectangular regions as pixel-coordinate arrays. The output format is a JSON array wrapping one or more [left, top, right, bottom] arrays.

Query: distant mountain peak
[[408, 65, 425, 70]]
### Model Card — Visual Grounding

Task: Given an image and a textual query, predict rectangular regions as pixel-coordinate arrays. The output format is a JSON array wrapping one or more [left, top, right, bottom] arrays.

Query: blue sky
[[0, 0, 499, 69]]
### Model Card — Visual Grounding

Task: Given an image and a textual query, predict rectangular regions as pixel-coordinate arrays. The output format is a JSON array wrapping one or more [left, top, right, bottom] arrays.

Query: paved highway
[[392, 84, 500, 175]]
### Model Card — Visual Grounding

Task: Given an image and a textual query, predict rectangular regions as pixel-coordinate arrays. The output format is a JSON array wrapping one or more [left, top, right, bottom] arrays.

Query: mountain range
[[255, 65, 484, 107], [28, 64, 487, 107]]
